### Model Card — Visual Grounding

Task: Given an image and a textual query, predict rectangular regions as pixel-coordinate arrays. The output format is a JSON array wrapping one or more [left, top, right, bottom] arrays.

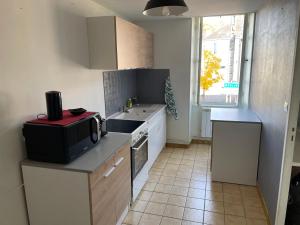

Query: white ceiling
[[92, 0, 267, 21]]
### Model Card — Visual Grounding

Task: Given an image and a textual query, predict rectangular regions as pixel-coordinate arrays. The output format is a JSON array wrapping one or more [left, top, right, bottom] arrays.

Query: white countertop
[[210, 108, 261, 123], [22, 133, 131, 173]]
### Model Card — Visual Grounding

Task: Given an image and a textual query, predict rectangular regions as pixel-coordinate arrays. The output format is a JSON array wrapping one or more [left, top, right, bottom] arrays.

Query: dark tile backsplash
[[136, 69, 169, 104], [103, 70, 137, 117], [103, 69, 170, 117]]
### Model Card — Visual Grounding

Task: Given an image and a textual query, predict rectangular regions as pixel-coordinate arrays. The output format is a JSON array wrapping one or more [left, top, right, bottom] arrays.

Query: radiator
[[201, 108, 212, 138]]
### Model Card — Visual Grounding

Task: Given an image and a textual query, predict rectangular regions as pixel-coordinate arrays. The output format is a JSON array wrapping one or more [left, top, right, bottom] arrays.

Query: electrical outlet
[[284, 101, 289, 112]]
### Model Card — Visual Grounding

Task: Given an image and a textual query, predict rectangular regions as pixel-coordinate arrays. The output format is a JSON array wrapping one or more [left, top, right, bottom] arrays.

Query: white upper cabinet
[[87, 16, 153, 70]]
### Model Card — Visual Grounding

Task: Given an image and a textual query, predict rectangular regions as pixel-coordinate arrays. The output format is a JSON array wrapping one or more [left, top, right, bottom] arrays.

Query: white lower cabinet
[[22, 144, 131, 225], [147, 108, 167, 170]]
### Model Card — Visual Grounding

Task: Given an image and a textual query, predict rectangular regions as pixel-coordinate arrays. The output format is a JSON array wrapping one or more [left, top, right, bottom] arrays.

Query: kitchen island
[[210, 108, 262, 186], [22, 133, 131, 225]]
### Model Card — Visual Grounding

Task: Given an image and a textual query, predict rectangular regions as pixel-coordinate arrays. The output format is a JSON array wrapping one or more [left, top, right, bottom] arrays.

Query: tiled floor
[[123, 144, 268, 225]]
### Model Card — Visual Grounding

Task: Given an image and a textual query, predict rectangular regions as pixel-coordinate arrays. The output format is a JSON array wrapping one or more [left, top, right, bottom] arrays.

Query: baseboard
[[191, 139, 212, 145], [166, 139, 212, 149], [257, 185, 272, 225], [166, 143, 189, 149]]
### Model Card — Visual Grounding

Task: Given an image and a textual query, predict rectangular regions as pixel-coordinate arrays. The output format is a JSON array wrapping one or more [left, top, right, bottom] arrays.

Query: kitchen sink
[[114, 105, 159, 121]]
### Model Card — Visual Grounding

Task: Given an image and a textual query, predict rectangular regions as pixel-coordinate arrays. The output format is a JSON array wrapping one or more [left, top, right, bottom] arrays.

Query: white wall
[[136, 19, 192, 144], [0, 1, 115, 224]]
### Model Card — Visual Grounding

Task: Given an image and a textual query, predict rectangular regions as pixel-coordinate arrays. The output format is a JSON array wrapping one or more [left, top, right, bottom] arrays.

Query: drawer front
[[89, 144, 131, 225], [114, 144, 131, 219], [89, 156, 116, 225]]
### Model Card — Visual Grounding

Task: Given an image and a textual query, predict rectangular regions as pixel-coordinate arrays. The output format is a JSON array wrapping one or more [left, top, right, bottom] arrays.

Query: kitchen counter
[[211, 108, 261, 123], [210, 108, 262, 185], [22, 133, 130, 173]]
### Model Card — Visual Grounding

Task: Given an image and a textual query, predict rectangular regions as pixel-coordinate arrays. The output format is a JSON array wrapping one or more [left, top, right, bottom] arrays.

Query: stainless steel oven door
[[131, 135, 148, 179]]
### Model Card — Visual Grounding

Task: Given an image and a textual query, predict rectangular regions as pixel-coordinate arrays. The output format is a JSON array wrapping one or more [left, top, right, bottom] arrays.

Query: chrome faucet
[[122, 106, 129, 113]]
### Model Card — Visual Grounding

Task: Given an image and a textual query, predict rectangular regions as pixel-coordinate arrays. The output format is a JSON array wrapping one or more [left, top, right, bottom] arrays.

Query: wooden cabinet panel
[[113, 144, 131, 219], [116, 17, 139, 69], [89, 156, 116, 225], [89, 144, 131, 225], [87, 16, 153, 70]]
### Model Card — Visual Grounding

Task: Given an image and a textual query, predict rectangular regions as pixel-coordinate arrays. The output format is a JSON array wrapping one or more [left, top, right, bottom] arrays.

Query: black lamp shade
[[143, 0, 188, 16]]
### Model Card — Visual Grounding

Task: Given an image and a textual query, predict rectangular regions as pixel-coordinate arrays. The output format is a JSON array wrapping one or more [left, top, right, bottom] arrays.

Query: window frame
[[195, 13, 254, 108]]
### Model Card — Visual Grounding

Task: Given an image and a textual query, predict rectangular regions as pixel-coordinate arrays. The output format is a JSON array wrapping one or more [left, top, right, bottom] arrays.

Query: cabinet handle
[[103, 167, 115, 178], [115, 157, 124, 167]]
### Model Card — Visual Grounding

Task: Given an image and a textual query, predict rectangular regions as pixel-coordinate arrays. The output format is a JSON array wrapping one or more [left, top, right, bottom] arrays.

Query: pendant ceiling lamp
[[143, 0, 189, 16]]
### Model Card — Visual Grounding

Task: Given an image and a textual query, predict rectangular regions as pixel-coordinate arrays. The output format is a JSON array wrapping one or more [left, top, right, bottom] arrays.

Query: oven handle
[[132, 136, 148, 151]]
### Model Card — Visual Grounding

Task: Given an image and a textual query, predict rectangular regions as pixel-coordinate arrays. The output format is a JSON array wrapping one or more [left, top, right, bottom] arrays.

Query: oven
[[131, 135, 148, 179]]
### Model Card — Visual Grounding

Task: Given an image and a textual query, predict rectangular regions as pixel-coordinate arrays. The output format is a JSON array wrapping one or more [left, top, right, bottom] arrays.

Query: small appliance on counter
[[23, 110, 107, 164], [45, 91, 63, 121]]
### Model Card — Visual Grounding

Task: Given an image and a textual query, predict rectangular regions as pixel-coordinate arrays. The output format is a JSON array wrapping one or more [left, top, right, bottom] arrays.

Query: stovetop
[[106, 119, 145, 134]]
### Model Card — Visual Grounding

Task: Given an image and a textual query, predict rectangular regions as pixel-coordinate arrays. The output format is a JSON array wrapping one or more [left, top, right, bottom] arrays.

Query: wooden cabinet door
[[137, 27, 153, 68], [113, 144, 131, 219], [89, 156, 117, 225], [115, 17, 153, 69], [115, 17, 139, 69]]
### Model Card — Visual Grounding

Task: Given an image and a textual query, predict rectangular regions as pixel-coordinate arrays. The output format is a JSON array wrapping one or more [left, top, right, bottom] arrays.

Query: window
[[192, 15, 250, 107]]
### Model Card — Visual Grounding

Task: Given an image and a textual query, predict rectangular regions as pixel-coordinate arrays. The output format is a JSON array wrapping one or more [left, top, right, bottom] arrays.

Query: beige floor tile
[[224, 203, 245, 217], [155, 184, 173, 194], [205, 200, 224, 213], [241, 188, 259, 199], [143, 182, 157, 192], [138, 191, 153, 201], [244, 207, 266, 220], [151, 168, 163, 173], [165, 164, 180, 170], [188, 188, 206, 199], [183, 208, 204, 223], [162, 170, 177, 177], [148, 174, 160, 183], [170, 153, 184, 160], [131, 200, 148, 212], [167, 194, 187, 207], [206, 182, 223, 193], [160, 217, 182, 225], [179, 164, 194, 171], [149, 170, 162, 176], [171, 186, 189, 196], [150, 192, 169, 204], [153, 162, 167, 169], [223, 184, 241, 194], [168, 158, 182, 165], [145, 202, 166, 216], [123, 211, 143, 225], [246, 218, 268, 225], [204, 211, 225, 225], [176, 171, 192, 179], [183, 155, 196, 160], [205, 191, 224, 202], [138, 213, 162, 225], [181, 159, 195, 166], [190, 181, 206, 190], [243, 197, 263, 208], [225, 215, 246, 225], [182, 220, 203, 225], [174, 178, 190, 188], [163, 204, 184, 219], [159, 176, 175, 185], [223, 193, 242, 205], [186, 197, 205, 210], [191, 173, 207, 182]]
